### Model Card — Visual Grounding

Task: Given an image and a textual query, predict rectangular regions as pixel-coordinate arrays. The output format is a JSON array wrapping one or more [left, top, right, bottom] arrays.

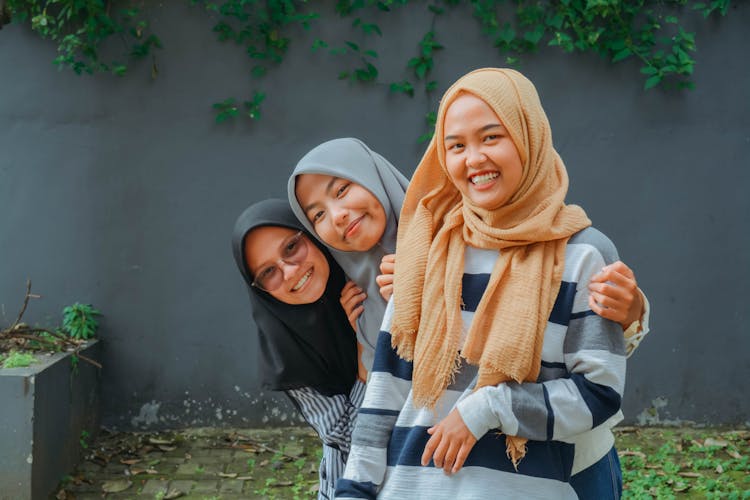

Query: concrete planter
[[0, 340, 101, 500]]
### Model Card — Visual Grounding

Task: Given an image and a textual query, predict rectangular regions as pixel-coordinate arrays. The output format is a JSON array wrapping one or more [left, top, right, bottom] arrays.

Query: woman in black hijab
[[232, 199, 364, 500]]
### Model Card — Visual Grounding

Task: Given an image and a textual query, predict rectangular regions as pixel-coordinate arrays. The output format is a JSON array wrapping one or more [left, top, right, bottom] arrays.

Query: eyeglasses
[[251, 231, 309, 292]]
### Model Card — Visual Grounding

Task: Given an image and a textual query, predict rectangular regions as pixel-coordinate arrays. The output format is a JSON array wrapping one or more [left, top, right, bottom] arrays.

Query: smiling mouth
[[470, 172, 499, 185], [292, 268, 313, 291], [344, 217, 363, 240]]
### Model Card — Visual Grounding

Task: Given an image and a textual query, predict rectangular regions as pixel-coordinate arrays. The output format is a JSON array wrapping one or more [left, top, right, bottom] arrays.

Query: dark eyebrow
[[444, 123, 504, 142], [302, 176, 339, 213]]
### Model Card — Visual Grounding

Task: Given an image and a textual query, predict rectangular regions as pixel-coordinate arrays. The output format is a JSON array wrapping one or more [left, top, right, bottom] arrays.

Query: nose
[[465, 146, 486, 169], [330, 203, 348, 226], [279, 260, 301, 281]]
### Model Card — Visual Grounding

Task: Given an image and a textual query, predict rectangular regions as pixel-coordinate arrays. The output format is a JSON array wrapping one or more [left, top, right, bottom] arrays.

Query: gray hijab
[[288, 138, 409, 370]]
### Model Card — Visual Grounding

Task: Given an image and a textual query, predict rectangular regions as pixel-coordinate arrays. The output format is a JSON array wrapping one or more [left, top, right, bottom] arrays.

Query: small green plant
[[62, 303, 101, 340], [2, 351, 36, 368], [247, 457, 256, 471], [79, 430, 90, 449], [195, 465, 205, 474]]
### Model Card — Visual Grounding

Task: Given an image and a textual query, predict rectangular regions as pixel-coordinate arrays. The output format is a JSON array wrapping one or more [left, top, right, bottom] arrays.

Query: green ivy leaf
[[644, 74, 662, 90]]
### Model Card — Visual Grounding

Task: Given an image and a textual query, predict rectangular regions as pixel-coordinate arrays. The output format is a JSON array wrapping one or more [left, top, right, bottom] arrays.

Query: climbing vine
[[4, 0, 161, 75], [2, 0, 733, 135]]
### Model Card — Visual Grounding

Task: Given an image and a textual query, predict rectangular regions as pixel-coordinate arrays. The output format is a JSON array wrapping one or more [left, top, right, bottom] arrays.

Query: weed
[[80, 430, 90, 449], [62, 303, 101, 340], [2, 351, 36, 368]]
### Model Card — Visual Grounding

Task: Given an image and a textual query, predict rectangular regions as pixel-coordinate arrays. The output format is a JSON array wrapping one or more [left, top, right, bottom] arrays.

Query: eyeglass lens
[[254, 232, 308, 291]]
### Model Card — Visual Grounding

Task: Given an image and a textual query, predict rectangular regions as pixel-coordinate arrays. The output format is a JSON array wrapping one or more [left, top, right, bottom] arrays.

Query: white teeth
[[292, 269, 312, 291], [470, 172, 499, 185]]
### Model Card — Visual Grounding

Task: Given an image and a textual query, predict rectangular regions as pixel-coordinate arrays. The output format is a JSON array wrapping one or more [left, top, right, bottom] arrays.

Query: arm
[[286, 380, 366, 454], [456, 234, 626, 445], [336, 299, 412, 500]]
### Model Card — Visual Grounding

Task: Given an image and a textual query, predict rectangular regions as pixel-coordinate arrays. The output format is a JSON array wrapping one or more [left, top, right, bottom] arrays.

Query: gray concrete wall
[[1, 2, 748, 429]]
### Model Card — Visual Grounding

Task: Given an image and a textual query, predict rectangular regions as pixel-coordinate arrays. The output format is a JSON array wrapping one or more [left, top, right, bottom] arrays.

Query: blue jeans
[[570, 446, 622, 500]]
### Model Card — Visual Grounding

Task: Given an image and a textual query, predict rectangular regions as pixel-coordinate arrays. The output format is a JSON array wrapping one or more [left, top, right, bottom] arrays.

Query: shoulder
[[567, 227, 619, 265]]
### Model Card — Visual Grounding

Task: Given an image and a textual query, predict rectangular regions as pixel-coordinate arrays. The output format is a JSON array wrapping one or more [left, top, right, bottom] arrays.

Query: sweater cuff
[[625, 287, 651, 358], [456, 387, 498, 441]]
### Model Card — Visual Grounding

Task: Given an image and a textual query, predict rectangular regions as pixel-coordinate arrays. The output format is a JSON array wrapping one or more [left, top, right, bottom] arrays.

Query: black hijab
[[232, 199, 358, 396]]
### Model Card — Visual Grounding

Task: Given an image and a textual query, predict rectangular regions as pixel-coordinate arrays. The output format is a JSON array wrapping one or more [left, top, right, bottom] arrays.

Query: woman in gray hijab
[[288, 138, 409, 370]]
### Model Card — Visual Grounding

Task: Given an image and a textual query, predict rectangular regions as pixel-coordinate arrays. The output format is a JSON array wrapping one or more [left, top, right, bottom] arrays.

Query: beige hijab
[[391, 68, 591, 466]]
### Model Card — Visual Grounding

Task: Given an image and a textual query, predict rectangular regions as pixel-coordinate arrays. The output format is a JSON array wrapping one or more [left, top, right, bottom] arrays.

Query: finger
[[591, 267, 637, 292], [375, 274, 393, 287], [609, 260, 634, 279], [382, 253, 396, 263], [379, 260, 395, 274], [588, 295, 623, 323], [347, 305, 364, 324], [432, 437, 449, 469], [588, 282, 628, 301], [590, 291, 620, 310], [379, 284, 393, 301], [421, 432, 440, 466], [602, 269, 638, 291], [340, 286, 359, 303], [442, 442, 459, 474], [452, 443, 473, 474], [342, 292, 366, 309]]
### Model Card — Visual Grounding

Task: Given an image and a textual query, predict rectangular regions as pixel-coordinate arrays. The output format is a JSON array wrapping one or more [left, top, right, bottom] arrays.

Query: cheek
[[445, 159, 464, 187]]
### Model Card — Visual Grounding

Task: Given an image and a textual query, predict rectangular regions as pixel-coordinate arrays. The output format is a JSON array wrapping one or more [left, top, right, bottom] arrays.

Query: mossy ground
[[55, 426, 749, 499]]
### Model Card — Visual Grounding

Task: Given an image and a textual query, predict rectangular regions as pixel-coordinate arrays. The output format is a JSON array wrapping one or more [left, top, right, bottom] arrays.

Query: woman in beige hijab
[[336, 68, 631, 499]]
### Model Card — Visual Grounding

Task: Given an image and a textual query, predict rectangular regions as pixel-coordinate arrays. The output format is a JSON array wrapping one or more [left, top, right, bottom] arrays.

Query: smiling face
[[443, 93, 524, 211], [244, 225, 330, 305], [294, 173, 387, 252]]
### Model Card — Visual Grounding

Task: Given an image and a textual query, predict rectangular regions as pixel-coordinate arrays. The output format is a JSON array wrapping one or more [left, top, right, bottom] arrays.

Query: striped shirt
[[287, 380, 367, 499], [336, 227, 627, 499]]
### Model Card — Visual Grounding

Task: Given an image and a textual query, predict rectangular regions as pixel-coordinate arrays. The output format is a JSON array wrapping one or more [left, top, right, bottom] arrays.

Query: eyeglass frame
[[250, 231, 310, 292]]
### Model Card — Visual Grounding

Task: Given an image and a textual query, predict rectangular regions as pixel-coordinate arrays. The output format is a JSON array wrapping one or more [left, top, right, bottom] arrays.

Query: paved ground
[[55, 426, 750, 499], [56, 427, 323, 499]]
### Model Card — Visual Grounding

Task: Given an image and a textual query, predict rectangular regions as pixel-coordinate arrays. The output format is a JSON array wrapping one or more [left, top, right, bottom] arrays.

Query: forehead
[[244, 225, 297, 267], [444, 93, 503, 133], [294, 173, 336, 202]]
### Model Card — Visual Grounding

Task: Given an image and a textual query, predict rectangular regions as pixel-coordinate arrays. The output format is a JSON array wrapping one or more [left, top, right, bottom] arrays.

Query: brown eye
[[336, 183, 350, 198]]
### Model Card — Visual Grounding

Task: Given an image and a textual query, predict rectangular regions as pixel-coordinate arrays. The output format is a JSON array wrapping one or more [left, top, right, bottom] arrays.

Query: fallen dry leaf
[[716, 464, 724, 474], [618, 450, 647, 459], [164, 488, 184, 499], [148, 437, 175, 445], [120, 458, 141, 465], [218, 472, 238, 478], [673, 483, 690, 493], [101, 479, 132, 493], [259, 459, 269, 467], [273, 480, 293, 487], [159, 445, 177, 452], [678, 472, 702, 478], [703, 438, 728, 448], [235, 475, 253, 481], [727, 449, 742, 459]]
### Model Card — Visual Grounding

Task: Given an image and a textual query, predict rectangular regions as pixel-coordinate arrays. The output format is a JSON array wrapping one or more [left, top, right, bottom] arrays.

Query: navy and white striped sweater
[[336, 227, 627, 499]]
